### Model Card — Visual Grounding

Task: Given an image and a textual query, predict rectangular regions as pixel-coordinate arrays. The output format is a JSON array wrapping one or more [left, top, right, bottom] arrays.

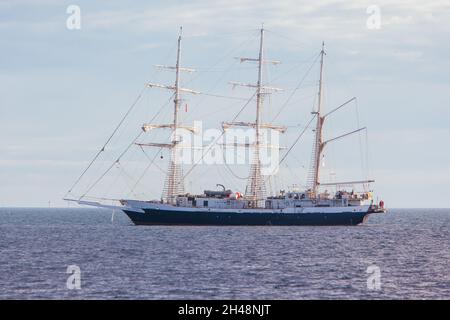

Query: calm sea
[[0, 208, 449, 299]]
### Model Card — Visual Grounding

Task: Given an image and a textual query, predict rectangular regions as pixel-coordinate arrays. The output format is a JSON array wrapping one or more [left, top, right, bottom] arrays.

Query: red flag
[[185, 104, 188, 112]]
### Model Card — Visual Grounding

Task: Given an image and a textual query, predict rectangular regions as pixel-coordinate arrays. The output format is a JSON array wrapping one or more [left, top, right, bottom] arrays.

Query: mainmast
[[224, 26, 283, 208], [138, 27, 199, 205], [308, 42, 326, 196], [248, 26, 266, 208]]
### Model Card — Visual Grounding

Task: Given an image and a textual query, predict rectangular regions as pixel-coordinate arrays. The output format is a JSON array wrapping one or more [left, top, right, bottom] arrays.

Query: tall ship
[[65, 27, 386, 226]]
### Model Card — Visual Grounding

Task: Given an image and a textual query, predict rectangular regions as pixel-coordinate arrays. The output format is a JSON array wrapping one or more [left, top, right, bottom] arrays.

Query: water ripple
[[0, 208, 449, 299]]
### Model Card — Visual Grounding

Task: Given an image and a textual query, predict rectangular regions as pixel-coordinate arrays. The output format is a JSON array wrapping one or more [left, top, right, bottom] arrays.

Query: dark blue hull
[[123, 209, 372, 226]]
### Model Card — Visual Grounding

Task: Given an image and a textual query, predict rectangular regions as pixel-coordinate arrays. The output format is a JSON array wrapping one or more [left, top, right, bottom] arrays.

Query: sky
[[1, 0, 450, 208]]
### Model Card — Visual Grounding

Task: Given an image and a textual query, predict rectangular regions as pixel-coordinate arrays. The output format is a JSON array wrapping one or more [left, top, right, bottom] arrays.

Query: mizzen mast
[[307, 43, 370, 195], [308, 42, 326, 196]]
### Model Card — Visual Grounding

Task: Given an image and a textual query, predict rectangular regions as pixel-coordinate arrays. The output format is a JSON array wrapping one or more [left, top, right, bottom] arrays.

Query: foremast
[[163, 29, 184, 205], [139, 27, 199, 205]]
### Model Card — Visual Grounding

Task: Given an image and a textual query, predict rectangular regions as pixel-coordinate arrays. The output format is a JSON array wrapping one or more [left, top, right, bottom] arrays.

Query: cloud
[[82, 0, 450, 35], [1, 0, 450, 207]]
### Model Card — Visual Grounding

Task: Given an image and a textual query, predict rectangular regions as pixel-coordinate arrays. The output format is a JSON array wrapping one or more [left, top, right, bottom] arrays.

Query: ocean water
[[0, 208, 449, 299]]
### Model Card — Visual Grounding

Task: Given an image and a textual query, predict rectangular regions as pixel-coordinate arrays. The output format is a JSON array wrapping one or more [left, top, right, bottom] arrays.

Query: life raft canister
[[228, 192, 243, 199]]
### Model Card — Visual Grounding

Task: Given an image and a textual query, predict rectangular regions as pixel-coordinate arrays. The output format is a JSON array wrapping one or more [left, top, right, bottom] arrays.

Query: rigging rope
[[270, 52, 322, 83], [64, 86, 146, 198], [129, 145, 165, 196], [116, 164, 140, 198], [75, 92, 176, 200], [79, 131, 144, 199], [271, 53, 320, 123], [181, 51, 320, 186], [184, 31, 258, 86], [181, 91, 258, 182], [222, 148, 251, 180], [68, 31, 327, 202], [197, 92, 248, 101], [264, 115, 316, 179]]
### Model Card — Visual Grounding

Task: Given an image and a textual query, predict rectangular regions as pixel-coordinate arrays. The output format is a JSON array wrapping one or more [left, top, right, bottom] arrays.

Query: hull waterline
[[123, 209, 373, 226]]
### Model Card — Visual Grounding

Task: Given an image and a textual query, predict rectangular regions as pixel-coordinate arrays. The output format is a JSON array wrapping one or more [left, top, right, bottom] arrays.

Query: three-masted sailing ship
[[65, 27, 386, 226]]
